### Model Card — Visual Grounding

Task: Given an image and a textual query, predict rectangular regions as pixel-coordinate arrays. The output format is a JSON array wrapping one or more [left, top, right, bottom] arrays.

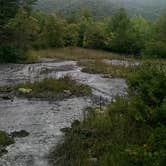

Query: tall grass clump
[[15, 76, 91, 99], [54, 63, 166, 166], [79, 60, 137, 78]]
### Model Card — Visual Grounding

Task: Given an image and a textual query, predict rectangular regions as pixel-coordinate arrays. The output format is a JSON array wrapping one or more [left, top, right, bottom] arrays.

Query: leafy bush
[[128, 63, 166, 125], [143, 41, 166, 58]]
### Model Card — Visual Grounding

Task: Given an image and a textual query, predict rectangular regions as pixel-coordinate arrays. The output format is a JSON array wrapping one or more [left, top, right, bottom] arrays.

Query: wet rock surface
[[0, 59, 127, 166]]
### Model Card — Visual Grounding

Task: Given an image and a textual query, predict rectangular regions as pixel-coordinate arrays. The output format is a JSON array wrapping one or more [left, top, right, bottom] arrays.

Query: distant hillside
[[35, 0, 166, 20]]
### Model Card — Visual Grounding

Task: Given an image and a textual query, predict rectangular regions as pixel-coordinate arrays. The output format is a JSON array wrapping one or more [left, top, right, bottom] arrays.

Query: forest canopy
[[0, 0, 166, 63]]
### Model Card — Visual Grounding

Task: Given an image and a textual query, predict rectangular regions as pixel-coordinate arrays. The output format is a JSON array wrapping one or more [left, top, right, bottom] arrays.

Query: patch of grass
[[142, 59, 166, 66], [79, 60, 137, 78], [26, 47, 133, 63], [0, 131, 14, 157], [15, 76, 91, 99]]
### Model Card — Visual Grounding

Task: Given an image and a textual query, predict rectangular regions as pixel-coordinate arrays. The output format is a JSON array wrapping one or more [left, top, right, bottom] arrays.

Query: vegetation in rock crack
[[14, 76, 92, 99], [0, 131, 14, 157], [53, 63, 166, 166]]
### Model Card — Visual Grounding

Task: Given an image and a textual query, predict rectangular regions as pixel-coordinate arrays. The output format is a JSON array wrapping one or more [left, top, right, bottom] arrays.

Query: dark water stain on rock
[[11, 130, 30, 138]]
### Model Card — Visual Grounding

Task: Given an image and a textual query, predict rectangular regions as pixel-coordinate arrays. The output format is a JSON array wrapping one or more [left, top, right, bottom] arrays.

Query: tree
[[7, 8, 39, 50], [40, 15, 65, 48], [108, 9, 144, 55], [0, 0, 20, 26], [0, 0, 20, 44], [156, 10, 166, 42], [83, 22, 108, 49], [77, 14, 93, 47], [143, 10, 166, 58], [64, 24, 79, 46], [0, 0, 37, 63]]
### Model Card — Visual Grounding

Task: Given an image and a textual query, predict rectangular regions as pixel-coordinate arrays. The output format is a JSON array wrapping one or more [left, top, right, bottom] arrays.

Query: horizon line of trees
[[0, 0, 166, 63]]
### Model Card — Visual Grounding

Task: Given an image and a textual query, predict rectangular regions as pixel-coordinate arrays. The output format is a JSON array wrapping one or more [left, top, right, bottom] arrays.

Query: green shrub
[[0, 131, 14, 146], [0, 44, 25, 63], [128, 63, 166, 125], [143, 41, 166, 59]]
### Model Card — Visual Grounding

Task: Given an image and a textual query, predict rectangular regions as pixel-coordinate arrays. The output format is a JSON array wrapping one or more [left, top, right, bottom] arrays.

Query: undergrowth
[[53, 63, 166, 166]]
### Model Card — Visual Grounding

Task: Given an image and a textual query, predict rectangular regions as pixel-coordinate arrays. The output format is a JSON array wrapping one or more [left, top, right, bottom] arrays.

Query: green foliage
[[0, 131, 14, 147], [55, 63, 166, 166], [64, 24, 79, 47], [143, 11, 166, 58], [0, 131, 14, 156], [0, 44, 25, 63], [156, 11, 166, 42], [107, 9, 143, 55], [143, 41, 166, 59], [83, 22, 108, 49], [0, 0, 37, 62], [0, 0, 20, 26], [2, 2, 166, 62], [128, 63, 166, 106], [128, 63, 166, 125], [7, 8, 39, 50], [43, 16, 65, 48]]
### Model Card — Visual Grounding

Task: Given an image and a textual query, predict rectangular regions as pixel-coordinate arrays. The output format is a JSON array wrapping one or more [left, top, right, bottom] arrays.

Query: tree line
[[0, 0, 166, 63]]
